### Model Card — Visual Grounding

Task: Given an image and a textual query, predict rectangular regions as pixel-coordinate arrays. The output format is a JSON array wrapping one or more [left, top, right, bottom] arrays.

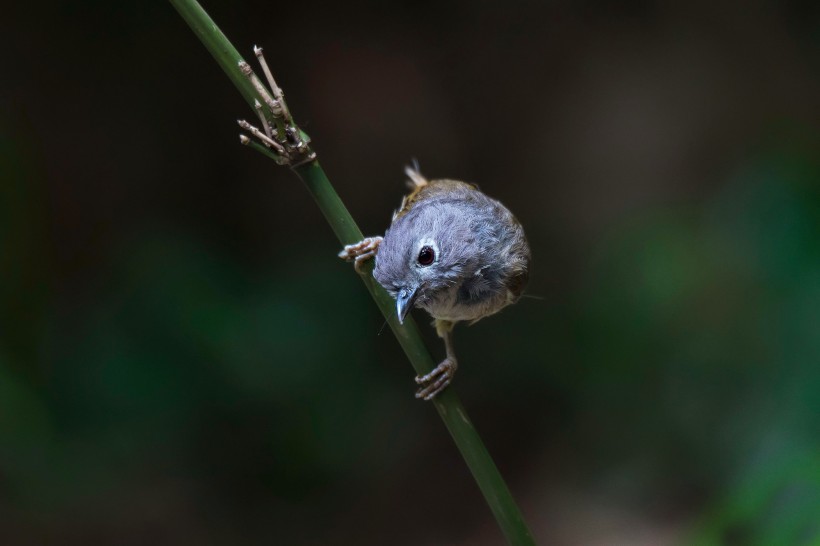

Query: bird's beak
[[396, 286, 419, 324]]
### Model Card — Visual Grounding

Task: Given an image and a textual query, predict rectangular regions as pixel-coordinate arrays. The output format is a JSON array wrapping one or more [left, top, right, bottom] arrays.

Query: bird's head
[[373, 204, 480, 323]]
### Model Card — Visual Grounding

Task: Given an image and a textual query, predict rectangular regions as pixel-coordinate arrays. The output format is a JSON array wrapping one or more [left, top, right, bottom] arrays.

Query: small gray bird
[[339, 166, 531, 400]]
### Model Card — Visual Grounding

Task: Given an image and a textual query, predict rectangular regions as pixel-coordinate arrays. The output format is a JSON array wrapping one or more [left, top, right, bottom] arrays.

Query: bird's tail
[[404, 160, 428, 189]]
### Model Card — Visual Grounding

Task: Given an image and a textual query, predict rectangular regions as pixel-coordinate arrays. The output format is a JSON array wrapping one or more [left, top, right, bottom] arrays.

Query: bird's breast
[[419, 277, 512, 324]]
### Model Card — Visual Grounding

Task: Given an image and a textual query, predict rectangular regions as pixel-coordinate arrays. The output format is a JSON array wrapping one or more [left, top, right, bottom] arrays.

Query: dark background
[[2, 1, 819, 544]]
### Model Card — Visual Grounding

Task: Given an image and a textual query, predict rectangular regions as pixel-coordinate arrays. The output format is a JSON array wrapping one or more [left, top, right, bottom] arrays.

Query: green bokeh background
[[1, 1, 819, 544]]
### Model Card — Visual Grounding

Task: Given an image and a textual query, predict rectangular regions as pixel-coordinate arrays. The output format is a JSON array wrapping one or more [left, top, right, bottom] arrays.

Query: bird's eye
[[417, 245, 435, 266]]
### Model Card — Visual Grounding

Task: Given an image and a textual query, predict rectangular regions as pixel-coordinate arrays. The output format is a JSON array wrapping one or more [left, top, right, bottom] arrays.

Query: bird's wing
[[392, 178, 478, 221]]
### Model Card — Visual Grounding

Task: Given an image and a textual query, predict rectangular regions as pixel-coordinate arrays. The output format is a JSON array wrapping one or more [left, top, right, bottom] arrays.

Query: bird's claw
[[415, 358, 457, 400], [338, 237, 383, 273]]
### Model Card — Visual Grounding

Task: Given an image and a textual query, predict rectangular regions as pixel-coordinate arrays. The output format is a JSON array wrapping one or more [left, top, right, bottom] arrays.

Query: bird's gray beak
[[396, 286, 419, 324]]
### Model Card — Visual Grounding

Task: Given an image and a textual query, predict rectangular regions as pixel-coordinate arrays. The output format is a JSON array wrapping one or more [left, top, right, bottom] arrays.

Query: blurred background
[[2, 0, 819, 544]]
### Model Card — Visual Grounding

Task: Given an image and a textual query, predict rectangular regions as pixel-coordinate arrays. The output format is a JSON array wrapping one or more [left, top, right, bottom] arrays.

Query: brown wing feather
[[505, 267, 529, 303], [393, 177, 477, 221]]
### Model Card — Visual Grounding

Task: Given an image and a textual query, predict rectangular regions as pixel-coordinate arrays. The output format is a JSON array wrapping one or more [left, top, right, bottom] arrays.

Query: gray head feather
[[375, 201, 481, 299]]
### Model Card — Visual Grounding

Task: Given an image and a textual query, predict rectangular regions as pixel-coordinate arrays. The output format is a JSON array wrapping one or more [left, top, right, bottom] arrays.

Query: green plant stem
[[169, 1, 536, 543]]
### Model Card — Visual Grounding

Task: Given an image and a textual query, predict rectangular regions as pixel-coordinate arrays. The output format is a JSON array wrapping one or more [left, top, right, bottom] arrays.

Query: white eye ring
[[417, 245, 435, 266], [415, 239, 438, 267]]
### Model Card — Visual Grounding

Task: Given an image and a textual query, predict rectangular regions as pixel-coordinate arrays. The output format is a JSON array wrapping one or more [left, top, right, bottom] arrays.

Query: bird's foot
[[338, 237, 383, 273], [415, 358, 457, 401]]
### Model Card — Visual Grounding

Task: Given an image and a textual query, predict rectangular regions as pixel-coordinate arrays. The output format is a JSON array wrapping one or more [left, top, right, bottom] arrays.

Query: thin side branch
[[236, 57, 314, 166]]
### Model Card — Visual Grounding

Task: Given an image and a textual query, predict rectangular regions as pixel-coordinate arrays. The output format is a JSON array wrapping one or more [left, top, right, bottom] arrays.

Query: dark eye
[[417, 245, 435, 266]]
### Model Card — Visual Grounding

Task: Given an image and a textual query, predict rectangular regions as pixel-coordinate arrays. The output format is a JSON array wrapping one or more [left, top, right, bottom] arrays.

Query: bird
[[339, 165, 531, 400]]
